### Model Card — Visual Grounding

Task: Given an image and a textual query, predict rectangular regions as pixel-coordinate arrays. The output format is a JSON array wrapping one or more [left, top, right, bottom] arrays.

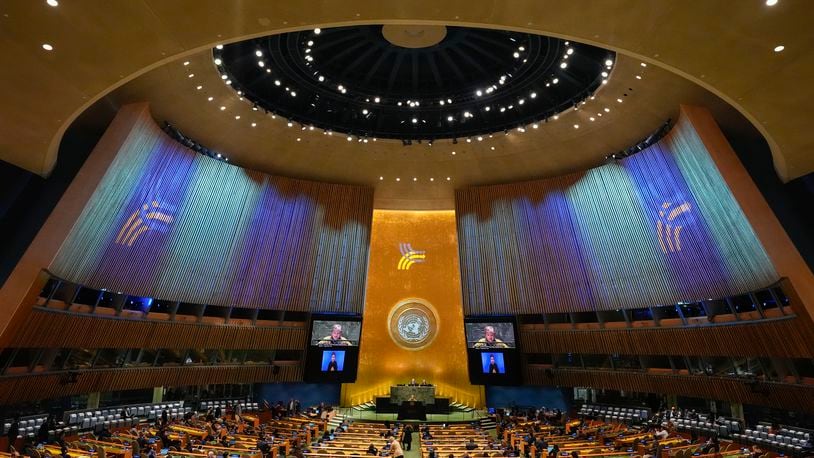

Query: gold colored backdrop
[[341, 210, 484, 407]]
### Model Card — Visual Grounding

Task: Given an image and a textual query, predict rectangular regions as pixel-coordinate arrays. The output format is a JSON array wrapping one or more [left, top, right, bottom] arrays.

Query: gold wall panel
[[342, 210, 483, 407]]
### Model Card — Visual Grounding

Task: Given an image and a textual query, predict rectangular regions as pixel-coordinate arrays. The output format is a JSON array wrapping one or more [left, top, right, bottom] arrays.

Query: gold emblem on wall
[[387, 299, 439, 351], [397, 243, 426, 270]]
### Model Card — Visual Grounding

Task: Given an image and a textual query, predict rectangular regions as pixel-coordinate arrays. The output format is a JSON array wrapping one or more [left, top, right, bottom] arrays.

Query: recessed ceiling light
[[430, 178, 435, 181], [766, 0, 778, 5], [314, 28, 321, 34], [235, 115, 241, 120], [560, 62, 567, 69], [573, 124, 579, 129], [346, 136, 352, 141], [513, 52, 520, 58], [221, 74, 228, 80], [532, 123, 539, 129], [196, 85, 202, 90], [640, 62, 647, 67], [605, 59, 613, 66], [604, 107, 610, 112], [396, 177, 400, 181], [251, 123, 257, 127], [552, 78, 559, 84], [484, 106, 491, 111], [589, 117, 595, 121], [296, 137, 301, 142], [552, 115, 559, 120], [225, 79, 231, 85], [451, 151, 456, 155], [215, 45, 223, 50], [774, 45, 785, 52], [446, 177, 451, 181], [601, 71, 608, 77], [290, 91, 296, 97], [207, 96, 214, 101], [258, 61, 265, 67], [447, 116, 454, 122], [214, 58, 222, 66], [635, 75, 642, 80], [530, 92, 537, 98], [490, 146, 495, 150], [255, 50, 263, 57], [379, 176, 384, 180], [413, 177, 417, 182], [188, 73, 194, 78], [220, 106, 226, 111], [374, 97, 380, 103], [566, 48, 574, 55], [46, 0, 58, 6], [183, 61, 190, 66], [287, 122, 293, 127], [411, 118, 418, 124], [42, 43, 54, 51]]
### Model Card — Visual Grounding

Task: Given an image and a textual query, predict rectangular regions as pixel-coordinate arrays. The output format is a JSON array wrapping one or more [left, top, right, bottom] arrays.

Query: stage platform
[[338, 405, 488, 423]]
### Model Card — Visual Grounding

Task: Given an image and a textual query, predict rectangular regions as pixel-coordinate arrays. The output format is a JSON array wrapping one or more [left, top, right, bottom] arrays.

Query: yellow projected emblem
[[115, 200, 175, 247], [397, 243, 426, 270], [657, 201, 691, 253]]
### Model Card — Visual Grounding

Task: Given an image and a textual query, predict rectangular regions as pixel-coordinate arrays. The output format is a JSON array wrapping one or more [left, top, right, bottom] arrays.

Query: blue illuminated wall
[[50, 111, 372, 313], [456, 114, 778, 314]]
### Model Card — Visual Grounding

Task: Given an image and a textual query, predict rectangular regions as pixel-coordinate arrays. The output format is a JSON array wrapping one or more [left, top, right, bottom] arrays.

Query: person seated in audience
[[367, 443, 378, 456], [466, 438, 479, 450], [700, 433, 719, 454], [654, 426, 669, 440], [420, 379, 430, 386], [547, 444, 560, 458]]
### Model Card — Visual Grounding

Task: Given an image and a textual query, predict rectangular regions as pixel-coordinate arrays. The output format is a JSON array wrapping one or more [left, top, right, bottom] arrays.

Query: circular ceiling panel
[[216, 25, 615, 141]]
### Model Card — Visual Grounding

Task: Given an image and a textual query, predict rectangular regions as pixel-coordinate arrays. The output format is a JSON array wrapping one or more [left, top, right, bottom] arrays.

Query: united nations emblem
[[387, 299, 439, 350]]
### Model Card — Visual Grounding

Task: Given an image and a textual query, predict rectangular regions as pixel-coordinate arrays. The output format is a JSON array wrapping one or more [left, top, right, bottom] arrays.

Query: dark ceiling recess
[[217, 25, 615, 142]]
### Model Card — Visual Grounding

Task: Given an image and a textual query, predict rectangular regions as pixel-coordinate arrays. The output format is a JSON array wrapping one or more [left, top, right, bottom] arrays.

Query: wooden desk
[[81, 440, 133, 458]]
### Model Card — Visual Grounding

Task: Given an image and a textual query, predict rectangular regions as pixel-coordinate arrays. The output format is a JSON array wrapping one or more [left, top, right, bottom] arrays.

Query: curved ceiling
[[0, 0, 811, 187], [218, 25, 613, 140]]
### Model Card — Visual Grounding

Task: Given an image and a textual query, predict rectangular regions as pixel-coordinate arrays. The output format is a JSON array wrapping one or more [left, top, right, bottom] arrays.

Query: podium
[[390, 385, 435, 404], [397, 401, 427, 420]]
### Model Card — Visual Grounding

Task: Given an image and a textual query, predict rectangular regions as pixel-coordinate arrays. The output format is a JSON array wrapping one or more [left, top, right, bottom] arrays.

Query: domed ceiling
[[217, 25, 614, 140]]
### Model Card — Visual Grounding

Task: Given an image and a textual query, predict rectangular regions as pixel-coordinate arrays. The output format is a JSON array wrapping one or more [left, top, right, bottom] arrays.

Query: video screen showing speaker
[[304, 314, 361, 382], [464, 321, 516, 349], [465, 317, 520, 385]]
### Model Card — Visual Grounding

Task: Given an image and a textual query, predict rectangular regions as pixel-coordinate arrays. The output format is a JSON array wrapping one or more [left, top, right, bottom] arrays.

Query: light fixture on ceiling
[[42, 43, 54, 51], [773, 45, 785, 52], [46, 0, 58, 6], [766, 0, 778, 5], [314, 28, 322, 34]]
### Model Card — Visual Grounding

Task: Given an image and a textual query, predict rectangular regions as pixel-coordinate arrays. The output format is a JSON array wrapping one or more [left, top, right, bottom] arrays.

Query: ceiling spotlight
[[379, 176, 384, 180], [466, 138, 472, 143], [196, 85, 202, 90], [207, 96, 214, 101], [439, 100, 445, 106], [447, 116, 454, 122], [225, 79, 231, 85], [766, 0, 778, 5], [477, 136, 483, 141], [287, 121, 293, 127], [589, 117, 595, 121], [617, 98, 623, 103], [601, 71, 608, 77], [318, 75, 325, 82], [235, 115, 241, 120], [451, 151, 456, 155], [313, 28, 321, 34], [602, 79, 608, 85], [220, 106, 226, 111], [552, 115, 559, 120], [413, 177, 418, 181], [566, 48, 574, 55], [251, 122, 257, 127], [42, 43, 54, 51], [604, 107, 610, 112], [518, 99, 525, 105], [532, 123, 539, 129], [552, 78, 559, 84], [214, 58, 222, 65], [447, 98, 452, 104], [374, 97, 380, 103], [518, 46, 525, 51], [347, 135, 352, 141], [308, 125, 315, 131], [188, 73, 194, 78], [290, 91, 296, 97], [490, 146, 495, 151], [605, 59, 613, 66], [560, 62, 568, 69], [362, 109, 370, 115], [430, 178, 435, 181], [412, 118, 418, 124], [255, 50, 263, 57], [46, 0, 59, 6], [476, 90, 483, 97], [258, 61, 265, 67], [640, 62, 647, 67], [513, 52, 520, 58], [636, 75, 642, 80], [573, 124, 579, 129], [530, 92, 537, 98], [215, 44, 223, 50], [484, 106, 491, 111], [446, 177, 451, 181], [221, 74, 228, 80], [774, 45, 785, 52]]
